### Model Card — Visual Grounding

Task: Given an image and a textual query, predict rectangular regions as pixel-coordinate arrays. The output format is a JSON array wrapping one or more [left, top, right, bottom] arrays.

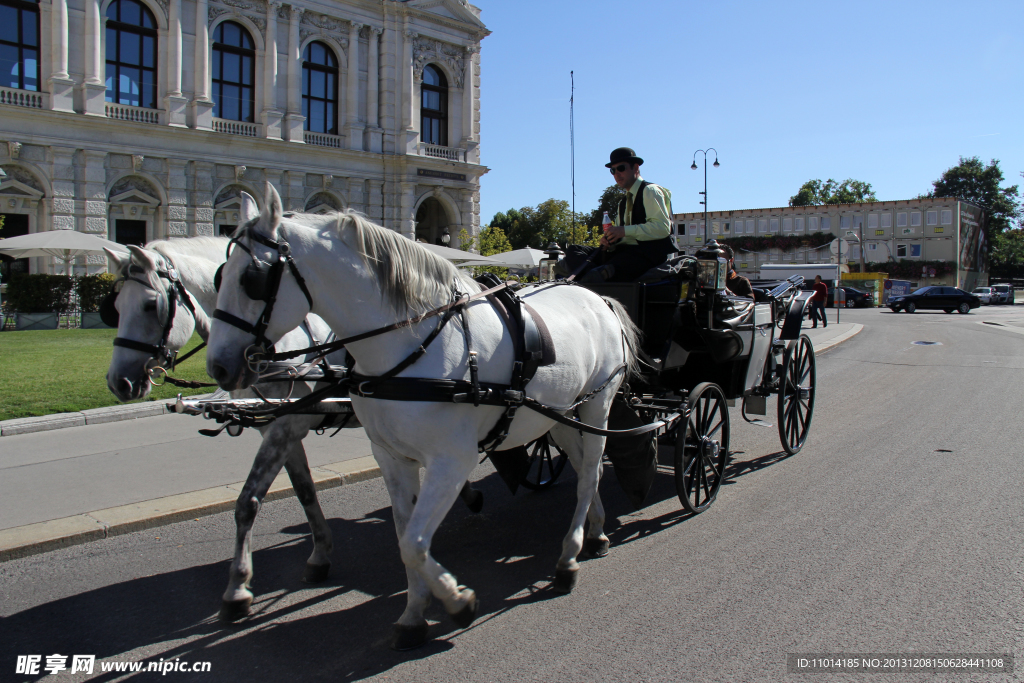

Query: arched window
[[0, 0, 40, 91], [302, 41, 337, 134], [420, 64, 447, 146], [104, 0, 157, 108], [212, 21, 255, 122]]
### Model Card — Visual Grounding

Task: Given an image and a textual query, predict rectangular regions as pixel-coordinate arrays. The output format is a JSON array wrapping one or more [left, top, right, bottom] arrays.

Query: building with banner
[[672, 198, 988, 289], [0, 0, 488, 277]]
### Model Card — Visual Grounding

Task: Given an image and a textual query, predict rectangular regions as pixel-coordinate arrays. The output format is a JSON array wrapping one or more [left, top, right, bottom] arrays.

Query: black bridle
[[103, 260, 203, 376], [212, 224, 314, 366]]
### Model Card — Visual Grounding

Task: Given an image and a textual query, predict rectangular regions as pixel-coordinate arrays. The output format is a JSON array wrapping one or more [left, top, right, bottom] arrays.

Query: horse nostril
[[209, 363, 228, 384]]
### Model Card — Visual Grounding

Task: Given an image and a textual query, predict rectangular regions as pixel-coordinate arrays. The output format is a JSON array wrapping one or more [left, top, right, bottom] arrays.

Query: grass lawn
[[0, 329, 212, 421]]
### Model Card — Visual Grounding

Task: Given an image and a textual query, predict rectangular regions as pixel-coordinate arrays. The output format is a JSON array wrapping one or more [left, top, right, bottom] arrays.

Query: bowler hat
[[606, 147, 644, 168]]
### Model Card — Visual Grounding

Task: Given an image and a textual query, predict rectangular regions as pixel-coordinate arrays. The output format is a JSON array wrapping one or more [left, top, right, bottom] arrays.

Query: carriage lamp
[[441, 228, 451, 246], [539, 243, 564, 281]]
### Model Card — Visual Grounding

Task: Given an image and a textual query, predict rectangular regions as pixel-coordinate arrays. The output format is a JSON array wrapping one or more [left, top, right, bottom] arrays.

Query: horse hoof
[[551, 567, 579, 594], [450, 589, 479, 629], [582, 537, 610, 558], [391, 622, 430, 651], [219, 597, 253, 622], [302, 562, 331, 584], [463, 489, 484, 514]]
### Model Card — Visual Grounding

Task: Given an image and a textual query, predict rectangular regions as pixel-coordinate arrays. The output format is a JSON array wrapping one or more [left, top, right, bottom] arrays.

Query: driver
[[721, 244, 753, 297], [558, 147, 675, 282]]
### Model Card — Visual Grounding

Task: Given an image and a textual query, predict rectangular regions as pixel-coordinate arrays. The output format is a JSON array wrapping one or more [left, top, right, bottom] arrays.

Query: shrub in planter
[[5, 273, 76, 315]]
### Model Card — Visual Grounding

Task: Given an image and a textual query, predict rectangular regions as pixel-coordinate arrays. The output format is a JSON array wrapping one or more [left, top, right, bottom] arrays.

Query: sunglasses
[[609, 164, 632, 174]]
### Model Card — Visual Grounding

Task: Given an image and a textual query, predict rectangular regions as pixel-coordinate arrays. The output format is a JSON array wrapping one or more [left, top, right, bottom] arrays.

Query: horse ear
[[257, 182, 283, 240], [127, 245, 159, 272], [104, 247, 129, 271], [239, 191, 258, 223]]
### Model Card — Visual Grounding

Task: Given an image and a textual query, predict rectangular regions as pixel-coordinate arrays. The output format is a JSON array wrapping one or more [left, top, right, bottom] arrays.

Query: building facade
[[0, 0, 488, 276], [673, 198, 987, 289]]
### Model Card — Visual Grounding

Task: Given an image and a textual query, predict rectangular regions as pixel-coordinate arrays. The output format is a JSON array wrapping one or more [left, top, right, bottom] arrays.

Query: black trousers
[[561, 244, 663, 282]]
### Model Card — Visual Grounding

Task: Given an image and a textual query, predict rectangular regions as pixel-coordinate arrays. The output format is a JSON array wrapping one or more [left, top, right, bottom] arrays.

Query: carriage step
[[742, 417, 773, 428]]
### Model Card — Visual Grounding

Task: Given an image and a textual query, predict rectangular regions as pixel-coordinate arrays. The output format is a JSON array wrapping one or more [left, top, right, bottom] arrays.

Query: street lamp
[[441, 227, 450, 246], [691, 149, 719, 243]]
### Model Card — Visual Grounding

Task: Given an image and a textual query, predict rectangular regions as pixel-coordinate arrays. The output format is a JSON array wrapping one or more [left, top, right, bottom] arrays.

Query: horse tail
[[601, 296, 641, 379]]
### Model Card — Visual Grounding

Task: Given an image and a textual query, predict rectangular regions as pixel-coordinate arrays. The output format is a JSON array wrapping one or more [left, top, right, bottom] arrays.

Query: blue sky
[[475, 0, 1024, 228]]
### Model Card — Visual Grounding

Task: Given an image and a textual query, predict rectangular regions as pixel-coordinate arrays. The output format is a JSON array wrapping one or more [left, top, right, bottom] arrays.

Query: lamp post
[[441, 227, 450, 246], [691, 149, 719, 243]]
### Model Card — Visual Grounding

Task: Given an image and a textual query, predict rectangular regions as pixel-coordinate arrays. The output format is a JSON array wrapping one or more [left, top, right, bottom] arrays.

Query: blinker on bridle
[[212, 224, 314, 372], [102, 261, 201, 385]]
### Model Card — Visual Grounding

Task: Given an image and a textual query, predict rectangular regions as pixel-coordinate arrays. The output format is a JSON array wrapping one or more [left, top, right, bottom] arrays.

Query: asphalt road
[[2, 305, 1022, 682]]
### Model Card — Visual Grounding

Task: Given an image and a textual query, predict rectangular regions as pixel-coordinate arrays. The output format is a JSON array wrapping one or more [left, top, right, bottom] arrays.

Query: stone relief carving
[[0, 166, 44, 193], [7, 141, 22, 160], [414, 37, 466, 88], [132, 155, 145, 173], [209, 1, 266, 39], [234, 165, 247, 182], [305, 192, 341, 211], [215, 185, 250, 206], [110, 176, 160, 201], [300, 28, 347, 49], [302, 11, 343, 32], [154, 0, 168, 18]]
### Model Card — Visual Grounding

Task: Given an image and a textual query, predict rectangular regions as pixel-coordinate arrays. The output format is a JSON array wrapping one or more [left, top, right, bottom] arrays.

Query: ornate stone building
[[0, 0, 488, 275]]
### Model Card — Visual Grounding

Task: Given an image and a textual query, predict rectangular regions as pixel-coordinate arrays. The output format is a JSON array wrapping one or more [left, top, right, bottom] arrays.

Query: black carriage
[[578, 240, 817, 514]]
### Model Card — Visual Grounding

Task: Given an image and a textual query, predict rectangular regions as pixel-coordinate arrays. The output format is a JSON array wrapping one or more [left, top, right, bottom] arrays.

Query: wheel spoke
[[706, 418, 724, 439], [700, 457, 712, 500]]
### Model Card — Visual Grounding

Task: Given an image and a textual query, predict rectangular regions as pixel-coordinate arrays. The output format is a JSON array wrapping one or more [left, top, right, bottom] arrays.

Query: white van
[[991, 284, 1015, 305]]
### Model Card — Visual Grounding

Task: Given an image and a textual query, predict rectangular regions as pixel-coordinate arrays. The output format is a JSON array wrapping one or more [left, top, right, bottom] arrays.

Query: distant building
[[673, 198, 988, 289], [0, 0, 488, 278]]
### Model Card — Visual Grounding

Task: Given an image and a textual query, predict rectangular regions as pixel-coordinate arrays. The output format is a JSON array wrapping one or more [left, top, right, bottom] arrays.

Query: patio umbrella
[[458, 248, 547, 269], [419, 242, 497, 263], [0, 229, 129, 261]]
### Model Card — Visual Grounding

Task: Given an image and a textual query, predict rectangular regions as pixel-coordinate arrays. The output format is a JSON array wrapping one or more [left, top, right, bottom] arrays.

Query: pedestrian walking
[[809, 275, 828, 328]]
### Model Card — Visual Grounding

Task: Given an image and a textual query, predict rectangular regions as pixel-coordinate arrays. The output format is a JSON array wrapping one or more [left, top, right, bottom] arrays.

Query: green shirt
[[616, 176, 673, 245]]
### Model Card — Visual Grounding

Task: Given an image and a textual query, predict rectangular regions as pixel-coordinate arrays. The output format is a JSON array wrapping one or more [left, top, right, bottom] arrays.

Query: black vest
[[618, 181, 676, 261]]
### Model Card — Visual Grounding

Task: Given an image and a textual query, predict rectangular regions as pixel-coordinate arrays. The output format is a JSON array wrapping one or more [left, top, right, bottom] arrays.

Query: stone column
[[77, 0, 107, 115], [261, 1, 283, 138], [367, 179, 383, 223], [400, 182, 416, 239], [402, 27, 418, 154], [191, 0, 214, 129], [163, 0, 188, 125], [462, 46, 478, 162], [366, 26, 382, 153], [283, 6, 305, 142], [192, 160, 216, 234], [166, 159, 190, 237], [48, 0, 74, 111], [344, 22, 363, 150]]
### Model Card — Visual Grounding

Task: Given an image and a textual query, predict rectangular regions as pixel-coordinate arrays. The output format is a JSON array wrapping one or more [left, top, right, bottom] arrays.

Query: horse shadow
[[1, 445, 780, 682]]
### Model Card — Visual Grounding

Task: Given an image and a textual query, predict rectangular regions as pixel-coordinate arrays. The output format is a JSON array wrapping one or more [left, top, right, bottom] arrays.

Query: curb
[[0, 455, 381, 563], [811, 323, 864, 353], [0, 394, 222, 437]]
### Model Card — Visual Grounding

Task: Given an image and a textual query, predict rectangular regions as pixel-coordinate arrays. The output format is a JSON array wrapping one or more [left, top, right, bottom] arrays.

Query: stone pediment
[[0, 178, 44, 199], [405, 0, 486, 30], [110, 188, 160, 205]]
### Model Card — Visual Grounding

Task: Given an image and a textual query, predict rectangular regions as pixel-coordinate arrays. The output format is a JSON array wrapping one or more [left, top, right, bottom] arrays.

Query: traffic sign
[[829, 239, 850, 256]]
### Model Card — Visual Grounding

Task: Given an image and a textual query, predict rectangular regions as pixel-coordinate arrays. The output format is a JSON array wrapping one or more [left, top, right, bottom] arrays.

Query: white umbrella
[[459, 247, 546, 269], [0, 230, 129, 260], [419, 242, 497, 263]]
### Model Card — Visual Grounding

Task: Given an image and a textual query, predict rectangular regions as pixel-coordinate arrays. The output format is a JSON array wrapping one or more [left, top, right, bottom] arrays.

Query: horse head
[[207, 182, 314, 390], [104, 244, 202, 401]]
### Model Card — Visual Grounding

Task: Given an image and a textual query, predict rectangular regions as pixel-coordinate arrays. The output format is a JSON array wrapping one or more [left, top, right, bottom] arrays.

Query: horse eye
[[143, 302, 157, 312]]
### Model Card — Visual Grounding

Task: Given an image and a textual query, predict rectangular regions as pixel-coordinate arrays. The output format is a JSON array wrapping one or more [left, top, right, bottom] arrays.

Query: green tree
[[989, 229, 1024, 268], [925, 157, 1020, 236], [789, 178, 877, 206], [587, 185, 627, 228]]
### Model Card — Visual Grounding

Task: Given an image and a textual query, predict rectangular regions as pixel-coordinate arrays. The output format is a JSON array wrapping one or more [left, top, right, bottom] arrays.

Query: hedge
[[719, 231, 835, 253], [2, 273, 117, 313]]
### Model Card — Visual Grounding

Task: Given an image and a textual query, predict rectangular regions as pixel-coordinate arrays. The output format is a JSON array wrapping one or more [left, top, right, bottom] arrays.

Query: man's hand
[[603, 224, 625, 245]]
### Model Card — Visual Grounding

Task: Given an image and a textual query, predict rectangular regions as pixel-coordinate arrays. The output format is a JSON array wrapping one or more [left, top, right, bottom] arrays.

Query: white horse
[[104, 193, 351, 621], [206, 184, 640, 649]]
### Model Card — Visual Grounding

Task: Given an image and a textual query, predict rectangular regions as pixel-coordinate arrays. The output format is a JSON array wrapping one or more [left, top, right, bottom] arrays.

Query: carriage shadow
[[2, 462, 706, 682]]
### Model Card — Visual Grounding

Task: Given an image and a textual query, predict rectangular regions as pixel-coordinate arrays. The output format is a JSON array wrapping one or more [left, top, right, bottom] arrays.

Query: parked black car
[[888, 286, 981, 314]]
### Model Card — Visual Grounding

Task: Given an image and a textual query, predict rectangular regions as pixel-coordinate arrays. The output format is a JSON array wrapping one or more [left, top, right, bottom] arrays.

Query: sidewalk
[[0, 321, 863, 561]]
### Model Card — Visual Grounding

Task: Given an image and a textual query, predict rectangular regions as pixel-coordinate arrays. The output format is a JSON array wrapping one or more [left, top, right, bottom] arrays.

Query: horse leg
[[552, 406, 610, 593], [220, 423, 291, 621], [398, 453, 480, 631], [282, 436, 333, 583], [550, 426, 610, 559], [373, 444, 432, 650]]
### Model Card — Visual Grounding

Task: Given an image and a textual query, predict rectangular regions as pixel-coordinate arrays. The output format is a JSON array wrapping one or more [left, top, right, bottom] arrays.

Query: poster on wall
[[958, 203, 987, 290]]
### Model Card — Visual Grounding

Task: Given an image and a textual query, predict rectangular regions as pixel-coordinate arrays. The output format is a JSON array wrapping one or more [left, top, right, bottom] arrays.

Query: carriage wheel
[[674, 382, 730, 514], [519, 434, 570, 491], [777, 334, 816, 455]]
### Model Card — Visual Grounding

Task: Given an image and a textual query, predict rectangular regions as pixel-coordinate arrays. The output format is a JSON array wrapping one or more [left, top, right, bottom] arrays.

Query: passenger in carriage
[[721, 244, 754, 298], [556, 147, 675, 283]]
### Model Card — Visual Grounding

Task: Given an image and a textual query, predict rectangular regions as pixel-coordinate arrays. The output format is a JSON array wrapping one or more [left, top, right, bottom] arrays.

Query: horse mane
[[142, 236, 229, 297], [327, 209, 468, 313]]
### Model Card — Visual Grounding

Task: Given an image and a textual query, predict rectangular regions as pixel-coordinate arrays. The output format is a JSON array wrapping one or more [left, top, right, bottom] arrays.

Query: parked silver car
[[972, 286, 994, 305], [991, 284, 1015, 305]]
